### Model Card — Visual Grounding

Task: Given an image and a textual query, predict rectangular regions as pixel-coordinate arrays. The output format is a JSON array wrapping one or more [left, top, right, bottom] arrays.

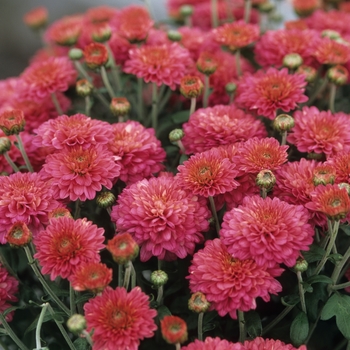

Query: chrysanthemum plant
[[1, 1, 350, 349]]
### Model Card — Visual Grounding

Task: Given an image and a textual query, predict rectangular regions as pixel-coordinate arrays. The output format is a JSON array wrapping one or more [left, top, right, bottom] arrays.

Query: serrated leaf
[[281, 294, 300, 307], [157, 305, 172, 320], [171, 110, 190, 124], [245, 311, 262, 338], [321, 293, 350, 339], [302, 245, 326, 263], [304, 282, 328, 322], [290, 311, 309, 346], [305, 275, 333, 285]]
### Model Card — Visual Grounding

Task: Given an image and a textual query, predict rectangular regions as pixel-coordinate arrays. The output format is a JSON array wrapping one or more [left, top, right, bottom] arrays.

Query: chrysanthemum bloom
[[182, 337, 245, 350], [83, 42, 109, 70], [40, 144, 120, 201], [285, 19, 308, 31], [33, 113, 113, 151], [34, 217, 105, 280], [48, 207, 72, 221], [111, 175, 210, 261], [84, 5, 118, 23], [188, 292, 210, 313], [20, 57, 77, 102], [327, 65, 349, 86], [108, 121, 166, 184], [296, 65, 317, 83], [44, 14, 83, 46], [213, 20, 260, 51], [236, 68, 308, 120], [196, 51, 218, 75], [107, 33, 133, 67], [312, 163, 336, 186], [23, 6, 48, 30], [287, 106, 350, 157], [84, 286, 157, 350], [305, 184, 350, 221], [106, 232, 139, 265], [327, 152, 350, 184], [188, 239, 282, 319], [0, 172, 60, 244], [0, 109, 25, 136], [0, 264, 19, 323], [124, 43, 192, 90], [182, 105, 266, 154], [180, 75, 204, 98], [6, 222, 32, 247], [177, 147, 240, 197], [314, 37, 350, 65], [221, 195, 313, 268], [116, 5, 154, 43], [292, 0, 320, 16], [233, 137, 289, 175], [161, 315, 188, 345], [70, 262, 112, 293], [244, 337, 307, 350], [254, 29, 320, 68]]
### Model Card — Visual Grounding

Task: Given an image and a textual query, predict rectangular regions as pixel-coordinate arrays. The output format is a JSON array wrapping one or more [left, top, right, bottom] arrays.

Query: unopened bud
[[283, 53, 303, 70], [0, 109, 25, 136], [338, 183, 350, 195], [256, 170, 276, 191], [96, 191, 116, 209], [161, 315, 188, 345], [110, 97, 131, 117], [294, 258, 308, 272], [167, 30, 182, 42], [225, 82, 237, 94], [76, 79, 94, 97], [188, 292, 210, 313], [196, 52, 218, 76], [67, 314, 86, 335], [106, 233, 139, 265], [180, 5, 193, 17], [259, 1, 275, 12], [91, 23, 112, 43], [313, 165, 336, 186], [151, 270, 168, 288], [180, 75, 203, 98], [321, 29, 341, 40], [169, 129, 184, 142], [296, 65, 317, 83], [23, 7, 48, 30], [327, 65, 349, 86], [83, 43, 109, 70], [0, 137, 11, 155], [69, 48, 83, 61], [48, 207, 73, 221], [273, 114, 295, 133]]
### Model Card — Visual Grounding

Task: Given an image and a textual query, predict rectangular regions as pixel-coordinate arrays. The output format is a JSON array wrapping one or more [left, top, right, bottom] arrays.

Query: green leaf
[[24, 310, 66, 335], [339, 224, 350, 236], [290, 311, 309, 346], [304, 282, 328, 322], [281, 294, 300, 307], [179, 154, 189, 165], [302, 244, 326, 263], [73, 337, 90, 350], [304, 275, 333, 285], [157, 305, 172, 320], [321, 293, 350, 339], [302, 282, 313, 293], [171, 110, 190, 124], [328, 253, 344, 264], [245, 311, 262, 338]]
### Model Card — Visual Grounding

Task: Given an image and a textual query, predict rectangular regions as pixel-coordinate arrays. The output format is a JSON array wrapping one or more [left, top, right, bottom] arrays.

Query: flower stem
[[137, 78, 144, 121], [123, 261, 132, 290], [238, 310, 246, 343], [156, 285, 164, 305], [330, 243, 350, 289], [190, 97, 196, 115], [329, 83, 336, 113], [0, 313, 29, 350], [82, 330, 94, 346], [244, 0, 252, 23], [330, 280, 350, 291], [209, 196, 220, 236], [131, 263, 137, 289], [211, 0, 219, 28], [3, 152, 19, 172], [224, 0, 235, 22], [85, 96, 92, 116], [151, 82, 159, 132], [36, 303, 49, 349], [296, 271, 307, 313], [198, 312, 204, 341], [262, 305, 294, 335], [100, 66, 115, 99], [51, 92, 63, 115], [203, 75, 210, 108], [260, 188, 268, 199], [175, 343, 181, 350], [15, 134, 33, 172], [105, 42, 122, 93], [281, 131, 287, 146], [118, 264, 123, 287], [69, 283, 76, 316], [235, 50, 242, 78], [307, 77, 328, 106]]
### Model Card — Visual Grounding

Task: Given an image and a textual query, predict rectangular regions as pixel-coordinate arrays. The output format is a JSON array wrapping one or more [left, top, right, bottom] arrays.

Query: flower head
[[244, 337, 307, 350], [236, 68, 308, 120], [0, 264, 18, 323], [188, 239, 282, 319], [34, 217, 105, 280], [83, 42, 109, 69], [314, 37, 350, 65], [84, 286, 157, 350], [111, 175, 210, 262], [0, 109, 25, 136], [221, 195, 314, 268], [188, 292, 210, 313], [196, 51, 218, 75], [182, 337, 245, 350], [23, 7, 48, 30], [327, 152, 350, 184], [161, 316, 188, 345], [179, 75, 204, 98], [6, 222, 32, 247], [106, 233, 139, 265]]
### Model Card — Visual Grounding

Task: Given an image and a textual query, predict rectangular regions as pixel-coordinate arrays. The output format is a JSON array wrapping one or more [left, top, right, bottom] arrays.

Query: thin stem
[[3, 152, 19, 172], [175, 343, 181, 350], [296, 271, 307, 313], [281, 131, 287, 146], [74, 199, 81, 219], [307, 77, 328, 106], [82, 330, 94, 346], [235, 50, 242, 78], [189, 97, 196, 115], [15, 134, 33, 172], [36, 303, 49, 349], [238, 310, 246, 343], [51, 92, 63, 115], [151, 82, 159, 131], [158, 87, 172, 115], [69, 283, 76, 316], [331, 281, 350, 291], [347, 340, 350, 350], [123, 261, 132, 290], [158, 259, 162, 271], [260, 188, 267, 199], [330, 243, 350, 288], [203, 75, 210, 108], [244, 0, 252, 23], [262, 305, 294, 335], [198, 312, 204, 341], [224, 0, 235, 22], [177, 140, 186, 154], [131, 263, 137, 289], [137, 78, 144, 121], [156, 285, 164, 305], [100, 66, 115, 99], [0, 313, 29, 350], [211, 0, 219, 28], [85, 96, 91, 116], [118, 264, 123, 287], [105, 43, 122, 93], [229, 92, 235, 105], [209, 196, 220, 236], [329, 83, 336, 113]]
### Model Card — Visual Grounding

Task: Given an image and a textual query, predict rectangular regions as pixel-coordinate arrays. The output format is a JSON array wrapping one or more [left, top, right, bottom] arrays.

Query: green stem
[[281, 131, 287, 146], [74, 199, 81, 220], [211, 0, 219, 28], [100, 66, 115, 99], [123, 261, 132, 290], [224, 0, 235, 22], [137, 78, 144, 121], [235, 50, 242, 78], [151, 82, 159, 132], [131, 263, 137, 289], [158, 87, 172, 115], [15, 134, 33, 172], [85, 96, 91, 116], [330, 243, 350, 288], [105, 43, 122, 93], [23, 246, 70, 316], [51, 92, 63, 115], [331, 281, 350, 291], [244, 0, 252, 22], [82, 330, 94, 346], [262, 305, 294, 335], [198, 312, 204, 341], [69, 283, 76, 316], [36, 303, 49, 349], [189, 97, 196, 115], [156, 285, 164, 305], [203, 75, 210, 108], [238, 310, 246, 343], [0, 313, 28, 350], [175, 343, 181, 350], [296, 271, 307, 313], [158, 259, 162, 271], [118, 264, 123, 287], [260, 188, 267, 199], [3, 152, 19, 172], [307, 77, 328, 106], [209, 196, 220, 236], [329, 83, 336, 113]]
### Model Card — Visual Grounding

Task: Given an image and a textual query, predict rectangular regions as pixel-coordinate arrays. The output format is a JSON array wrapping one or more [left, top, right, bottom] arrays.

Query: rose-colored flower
[[70, 262, 112, 293], [244, 337, 307, 350], [0, 172, 59, 243], [108, 121, 165, 184], [108, 33, 133, 67], [182, 105, 267, 154], [106, 232, 139, 265], [161, 316, 188, 345], [285, 19, 308, 31], [182, 337, 245, 350], [124, 43, 192, 90], [292, 0, 320, 16], [83, 42, 109, 69], [236, 68, 308, 120], [327, 152, 350, 184], [221, 195, 314, 268], [84, 6, 118, 23], [111, 175, 210, 261], [0, 109, 25, 136], [20, 57, 77, 101], [34, 217, 105, 280], [84, 286, 157, 350], [287, 106, 350, 157], [23, 6, 48, 29], [188, 239, 282, 319], [314, 37, 350, 65], [0, 264, 18, 323], [213, 20, 260, 51]]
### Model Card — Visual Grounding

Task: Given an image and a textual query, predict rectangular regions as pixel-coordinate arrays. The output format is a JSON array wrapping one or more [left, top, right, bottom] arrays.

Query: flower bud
[[0, 109, 25, 136], [259, 1, 275, 13], [283, 53, 303, 70], [169, 129, 184, 143], [294, 258, 308, 272], [76, 79, 94, 97], [83, 42, 109, 70], [313, 165, 336, 186], [338, 183, 350, 195], [327, 65, 349, 86], [0, 137, 11, 155], [48, 207, 73, 221], [321, 29, 341, 40], [296, 65, 317, 83], [196, 52, 218, 76], [256, 170, 276, 191], [6, 222, 32, 247], [67, 314, 87, 335], [91, 23, 112, 42], [180, 75, 204, 98], [188, 292, 210, 313], [225, 82, 237, 94], [106, 233, 139, 265], [23, 7, 48, 30], [110, 97, 131, 117], [69, 48, 83, 61], [273, 114, 295, 133], [180, 5, 193, 17], [161, 315, 188, 345], [167, 30, 182, 42], [151, 270, 168, 288], [96, 191, 116, 209]]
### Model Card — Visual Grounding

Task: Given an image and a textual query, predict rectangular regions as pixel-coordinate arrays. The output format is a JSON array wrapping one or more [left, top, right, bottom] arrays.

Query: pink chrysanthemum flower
[[124, 43, 192, 90], [161, 315, 188, 345], [0, 172, 59, 244], [314, 37, 350, 65], [20, 57, 77, 101], [84, 286, 157, 350], [287, 106, 350, 157], [176, 147, 240, 197], [188, 239, 282, 319], [111, 175, 210, 262], [33, 113, 113, 151], [327, 152, 350, 184], [108, 33, 133, 67], [236, 68, 308, 120], [234, 137, 288, 175], [84, 6, 118, 23], [221, 195, 314, 268], [182, 337, 245, 350], [182, 105, 267, 154], [0, 264, 19, 323], [40, 145, 121, 201], [244, 337, 307, 350], [108, 121, 165, 184], [34, 217, 105, 280]]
